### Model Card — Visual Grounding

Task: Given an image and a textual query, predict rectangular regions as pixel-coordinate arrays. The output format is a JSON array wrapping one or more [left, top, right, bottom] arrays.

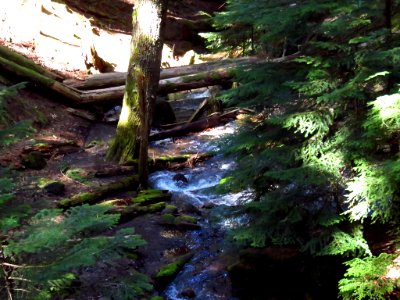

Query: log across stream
[[149, 115, 252, 299]]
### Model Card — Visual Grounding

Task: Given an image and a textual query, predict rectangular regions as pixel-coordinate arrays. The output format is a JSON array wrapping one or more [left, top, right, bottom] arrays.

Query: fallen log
[[187, 99, 209, 123], [93, 165, 135, 177], [58, 175, 139, 208], [123, 153, 213, 171], [77, 68, 234, 105], [104, 189, 172, 222], [149, 110, 242, 141], [0, 47, 300, 106], [0, 45, 64, 81], [63, 56, 263, 90], [0, 56, 81, 104]]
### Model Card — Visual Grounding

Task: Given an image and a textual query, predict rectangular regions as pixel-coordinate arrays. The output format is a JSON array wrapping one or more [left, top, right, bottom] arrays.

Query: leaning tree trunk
[[107, 0, 167, 188]]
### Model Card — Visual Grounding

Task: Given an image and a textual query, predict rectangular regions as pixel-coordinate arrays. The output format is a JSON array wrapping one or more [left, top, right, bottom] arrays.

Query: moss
[[155, 253, 193, 279], [65, 168, 91, 183], [156, 261, 179, 278], [161, 213, 175, 224], [59, 192, 95, 207], [139, 202, 166, 214], [175, 214, 197, 224], [86, 139, 104, 148], [155, 154, 192, 162], [37, 177, 56, 189], [133, 189, 171, 205], [164, 204, 178, 214], [182, 73, 206, 83], [33, 142, 48, 148], [150, 297, 164, 300]]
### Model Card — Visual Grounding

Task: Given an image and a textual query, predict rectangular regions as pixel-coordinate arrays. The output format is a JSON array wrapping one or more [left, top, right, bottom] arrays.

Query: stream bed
[[149, 123, 251, 300]]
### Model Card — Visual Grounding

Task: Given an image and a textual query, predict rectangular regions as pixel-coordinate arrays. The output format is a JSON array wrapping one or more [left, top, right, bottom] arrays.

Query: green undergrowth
[[64, 167, 93, 184]]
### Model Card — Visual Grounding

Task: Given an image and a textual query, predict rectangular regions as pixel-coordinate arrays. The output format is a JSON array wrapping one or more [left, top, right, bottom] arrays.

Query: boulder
[[43, 181, 65, 195], [172, 173, 188, 183]]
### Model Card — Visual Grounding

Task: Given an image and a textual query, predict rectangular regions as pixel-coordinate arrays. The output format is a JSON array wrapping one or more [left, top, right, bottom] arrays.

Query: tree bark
[[106, 0, 167, 189], [385, 0, 392, 30]]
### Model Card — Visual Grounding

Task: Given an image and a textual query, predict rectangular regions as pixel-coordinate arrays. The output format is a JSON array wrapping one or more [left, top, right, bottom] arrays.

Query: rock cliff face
[[0, 0, 224, 77], [64, 0, 224, 54]]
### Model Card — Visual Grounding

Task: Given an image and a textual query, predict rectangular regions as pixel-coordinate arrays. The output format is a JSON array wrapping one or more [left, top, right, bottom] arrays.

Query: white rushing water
[[149, 120, 251, 300]]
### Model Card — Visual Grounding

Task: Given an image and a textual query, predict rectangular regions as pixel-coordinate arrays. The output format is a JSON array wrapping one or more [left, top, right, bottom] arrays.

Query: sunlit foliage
[[211, 0, 400, 298]]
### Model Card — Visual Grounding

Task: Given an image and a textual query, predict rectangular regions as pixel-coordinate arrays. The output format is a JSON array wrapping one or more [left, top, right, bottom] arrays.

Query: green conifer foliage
[[212, 0, 400, 298], [2, 204, 150, 300]]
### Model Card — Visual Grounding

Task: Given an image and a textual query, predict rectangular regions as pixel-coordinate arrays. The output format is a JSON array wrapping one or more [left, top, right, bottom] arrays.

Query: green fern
[[318, 226, 372, 257], [339, 253, 398, 300], [4, 204, 149, 299]]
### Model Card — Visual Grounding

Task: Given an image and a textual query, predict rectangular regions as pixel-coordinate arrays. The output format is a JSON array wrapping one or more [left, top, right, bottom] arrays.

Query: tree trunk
[[385, 0, 392, 30], [107, 0, 167, 189]]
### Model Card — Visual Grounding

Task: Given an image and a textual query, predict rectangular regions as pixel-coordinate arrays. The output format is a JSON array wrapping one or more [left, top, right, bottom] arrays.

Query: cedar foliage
[[209, 0, 400, 298]]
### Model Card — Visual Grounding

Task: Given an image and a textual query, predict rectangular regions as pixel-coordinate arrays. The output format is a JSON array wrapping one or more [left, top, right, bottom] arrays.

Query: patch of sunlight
[[375, 93, 400, 127], [160, 230, 183, 238], [385, 253, 400, 280], [344, 201, 369, 221], [198, 122, 237, 137], [137, 1, 161, 40], [118, 105, 131, 127]]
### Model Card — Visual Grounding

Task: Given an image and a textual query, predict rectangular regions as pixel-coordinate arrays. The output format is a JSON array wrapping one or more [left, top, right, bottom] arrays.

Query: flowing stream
[[148, 90, 251, 300]]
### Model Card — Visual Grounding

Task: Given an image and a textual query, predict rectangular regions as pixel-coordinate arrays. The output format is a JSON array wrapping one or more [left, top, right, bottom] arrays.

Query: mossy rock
[[22, 151, 47, 170], [162, 204, 178, 214], [138, 202, 166, 214], [154, 253, 194, 289], [133, 189, 171, 206], [38, 178, 65, 195], [175, 214, 197, 225], [161, 213, 176, 224], [160, 213, 200, 230]]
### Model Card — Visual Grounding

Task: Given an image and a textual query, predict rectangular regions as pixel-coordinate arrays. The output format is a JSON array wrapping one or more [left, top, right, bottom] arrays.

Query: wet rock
[[180, 202, 201, 216], [172, 173, 188, 183], [201, 202, 215, 209], [178, 288, 196, 299], [21, 151, 47, 170], [43, 181, 65, 195]]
